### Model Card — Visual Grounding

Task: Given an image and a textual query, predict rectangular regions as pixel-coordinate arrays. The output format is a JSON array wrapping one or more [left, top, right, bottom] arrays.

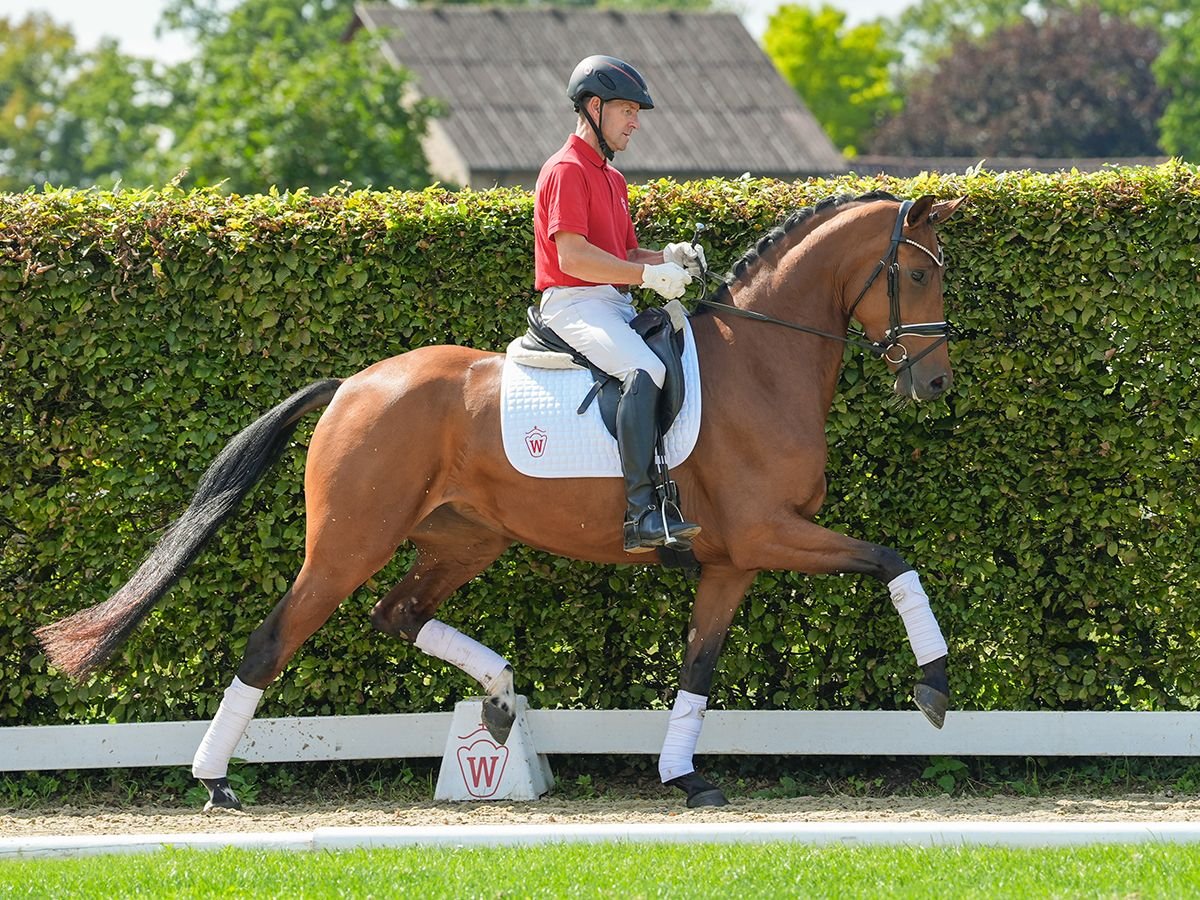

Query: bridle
[[695, 200, 952, 374]]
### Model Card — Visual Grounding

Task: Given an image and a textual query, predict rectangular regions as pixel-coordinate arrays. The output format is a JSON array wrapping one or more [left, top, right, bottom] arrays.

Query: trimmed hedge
[[3, 166, 1199, 727]]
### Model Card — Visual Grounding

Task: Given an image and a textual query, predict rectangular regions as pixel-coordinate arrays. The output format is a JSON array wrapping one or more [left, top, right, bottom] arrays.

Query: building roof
[[348, 3, 847, 183]]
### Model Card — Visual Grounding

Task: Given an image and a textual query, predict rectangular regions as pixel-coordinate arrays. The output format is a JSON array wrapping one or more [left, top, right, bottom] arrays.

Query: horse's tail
[[35, 378, 343, 681]]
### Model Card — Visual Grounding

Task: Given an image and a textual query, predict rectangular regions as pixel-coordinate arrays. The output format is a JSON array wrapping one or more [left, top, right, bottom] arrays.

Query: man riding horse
[[534, 55, 704, 553]]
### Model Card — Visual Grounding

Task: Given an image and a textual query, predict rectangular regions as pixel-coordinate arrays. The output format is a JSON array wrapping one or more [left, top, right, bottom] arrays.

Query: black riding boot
[[617, 369, 701, 553]]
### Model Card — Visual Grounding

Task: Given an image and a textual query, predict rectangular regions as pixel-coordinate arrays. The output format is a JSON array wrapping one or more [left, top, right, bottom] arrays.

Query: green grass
[[1, 843, 1198, 898]]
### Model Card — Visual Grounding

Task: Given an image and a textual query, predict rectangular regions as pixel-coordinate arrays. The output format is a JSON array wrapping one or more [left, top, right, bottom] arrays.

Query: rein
[[695, 200, 951, 372]]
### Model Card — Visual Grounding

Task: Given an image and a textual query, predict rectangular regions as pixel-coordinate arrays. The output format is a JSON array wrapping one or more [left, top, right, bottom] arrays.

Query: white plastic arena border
[[9, 822, 1200, 858], [4, 710, 1200, 772]]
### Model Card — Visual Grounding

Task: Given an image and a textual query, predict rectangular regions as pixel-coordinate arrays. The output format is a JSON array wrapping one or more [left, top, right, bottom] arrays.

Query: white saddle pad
[[500, 320, 702, 478]]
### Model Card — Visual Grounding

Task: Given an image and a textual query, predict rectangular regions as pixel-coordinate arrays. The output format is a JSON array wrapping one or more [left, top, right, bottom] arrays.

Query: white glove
[[640, 262, 692, 300], [663, 242, 707, 277]]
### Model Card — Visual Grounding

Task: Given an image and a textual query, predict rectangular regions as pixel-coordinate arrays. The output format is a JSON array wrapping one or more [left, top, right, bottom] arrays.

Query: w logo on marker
[[524, 426, 548, 458], [455, 726, 510, 798]]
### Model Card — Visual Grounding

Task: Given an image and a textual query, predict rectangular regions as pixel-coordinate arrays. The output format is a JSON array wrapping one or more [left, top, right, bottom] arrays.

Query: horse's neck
[[718, 252, 849, 412]]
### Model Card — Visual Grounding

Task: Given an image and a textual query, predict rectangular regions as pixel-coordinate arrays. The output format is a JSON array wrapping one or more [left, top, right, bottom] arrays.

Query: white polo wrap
[[415, 619, 510, 692], [192, 676, 264, 779], [658, 690, 708, 782], [888, 570, 949, 665]]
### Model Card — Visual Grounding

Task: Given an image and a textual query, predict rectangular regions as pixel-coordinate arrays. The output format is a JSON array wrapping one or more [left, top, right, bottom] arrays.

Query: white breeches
[[540, 284, 666, 388]]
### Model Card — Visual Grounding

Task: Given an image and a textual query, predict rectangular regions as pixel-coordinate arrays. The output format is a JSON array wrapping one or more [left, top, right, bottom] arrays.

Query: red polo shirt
[[534, 135, 638, 291]]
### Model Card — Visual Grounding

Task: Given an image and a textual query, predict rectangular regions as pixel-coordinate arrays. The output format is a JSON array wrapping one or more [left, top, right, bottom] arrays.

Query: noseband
[[696, 200, 951, 373]]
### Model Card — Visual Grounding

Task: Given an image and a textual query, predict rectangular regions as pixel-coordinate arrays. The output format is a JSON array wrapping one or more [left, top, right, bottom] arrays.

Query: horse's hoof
[[667, 772, 729, 808], [199, 777, 242, 812], [482, 696, 513, 744], [914, 683, 949, 730], [480, 665, 516, 744]]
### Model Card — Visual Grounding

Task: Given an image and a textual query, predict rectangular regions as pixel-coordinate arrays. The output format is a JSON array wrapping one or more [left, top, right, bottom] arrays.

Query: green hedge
[[3, 167, 1199, 727]]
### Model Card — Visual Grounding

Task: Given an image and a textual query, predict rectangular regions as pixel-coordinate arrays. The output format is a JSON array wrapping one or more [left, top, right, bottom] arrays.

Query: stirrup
[[661, 499, 700, 542], [623, 503, 700, 553]]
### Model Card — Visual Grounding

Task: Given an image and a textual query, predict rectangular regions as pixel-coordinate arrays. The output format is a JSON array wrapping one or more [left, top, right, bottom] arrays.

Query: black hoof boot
[[915, 655, 949, 729], [667, 772, 729, 808], [481, 665, 516, 745], [199, 777, 242, 812]]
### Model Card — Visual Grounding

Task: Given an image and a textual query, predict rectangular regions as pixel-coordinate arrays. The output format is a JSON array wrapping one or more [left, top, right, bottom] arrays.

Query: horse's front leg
[[731, 516, 950, 728], [661, 564, 757, 808]]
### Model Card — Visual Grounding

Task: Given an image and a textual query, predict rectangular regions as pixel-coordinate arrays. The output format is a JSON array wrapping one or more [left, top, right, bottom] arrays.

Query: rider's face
[[597, 99, 640, 153]]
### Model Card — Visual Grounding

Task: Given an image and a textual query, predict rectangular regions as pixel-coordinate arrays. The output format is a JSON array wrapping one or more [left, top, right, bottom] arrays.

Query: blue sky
[[1, 0, 916, 60]]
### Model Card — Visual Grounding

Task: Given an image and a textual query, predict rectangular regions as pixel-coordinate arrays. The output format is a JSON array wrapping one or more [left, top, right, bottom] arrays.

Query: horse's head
[[846, 195, 967, 402]]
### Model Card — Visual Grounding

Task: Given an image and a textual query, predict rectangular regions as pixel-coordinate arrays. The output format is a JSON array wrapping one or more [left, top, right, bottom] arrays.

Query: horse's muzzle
[[895, 367, 953, 402]]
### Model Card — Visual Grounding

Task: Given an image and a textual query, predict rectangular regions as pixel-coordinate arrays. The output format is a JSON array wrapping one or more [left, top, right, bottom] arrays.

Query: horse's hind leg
[[370, 507, 517, 742], [191, 553, 384, 811]]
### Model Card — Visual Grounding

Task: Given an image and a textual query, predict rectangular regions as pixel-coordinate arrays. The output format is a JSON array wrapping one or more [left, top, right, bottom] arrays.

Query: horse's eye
[[910, 269, 928, 285]]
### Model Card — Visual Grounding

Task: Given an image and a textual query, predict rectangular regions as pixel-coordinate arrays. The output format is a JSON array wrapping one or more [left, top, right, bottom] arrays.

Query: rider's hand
[[663, 242, 707, 277], [640, 262, 692, 300]]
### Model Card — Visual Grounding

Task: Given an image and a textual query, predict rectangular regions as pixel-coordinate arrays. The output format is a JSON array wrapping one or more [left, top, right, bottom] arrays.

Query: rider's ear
[[927, 196, 968, 226]]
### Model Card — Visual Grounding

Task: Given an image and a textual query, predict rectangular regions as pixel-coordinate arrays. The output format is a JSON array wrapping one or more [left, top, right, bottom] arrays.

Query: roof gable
[[351, 3, 846, 181]]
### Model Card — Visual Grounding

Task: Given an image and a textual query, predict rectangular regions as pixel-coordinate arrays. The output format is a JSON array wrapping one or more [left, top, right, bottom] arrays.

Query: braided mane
[[713, 190, 901, 299]]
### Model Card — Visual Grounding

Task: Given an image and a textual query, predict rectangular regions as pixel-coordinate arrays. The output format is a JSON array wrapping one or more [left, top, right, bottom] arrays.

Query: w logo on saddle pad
[[524, 427, 548, 458], [500, 320, 702, 478]]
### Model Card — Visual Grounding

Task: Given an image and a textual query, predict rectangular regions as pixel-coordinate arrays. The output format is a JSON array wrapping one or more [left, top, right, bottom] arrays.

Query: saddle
[[511, 298, 697, 574], [516, 299, 689, 440]]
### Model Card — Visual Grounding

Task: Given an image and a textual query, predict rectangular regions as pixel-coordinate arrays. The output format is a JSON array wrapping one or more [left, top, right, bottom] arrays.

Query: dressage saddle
[[518, 300, 688, 442]]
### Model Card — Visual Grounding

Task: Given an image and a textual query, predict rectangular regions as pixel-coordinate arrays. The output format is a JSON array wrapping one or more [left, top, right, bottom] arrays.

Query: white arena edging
[[9, 711, 1200, 773], [7, 822, 1200, 858]]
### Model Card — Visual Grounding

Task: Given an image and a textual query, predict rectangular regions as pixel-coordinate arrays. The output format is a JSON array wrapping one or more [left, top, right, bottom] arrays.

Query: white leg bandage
[[191, 676, 264, 779], [415, 619, 510, 693], [888, 570, 949, 665], [658, 690, 707, 783]]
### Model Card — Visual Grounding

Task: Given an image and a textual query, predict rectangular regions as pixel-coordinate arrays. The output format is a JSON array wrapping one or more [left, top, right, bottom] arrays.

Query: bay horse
[[36, 191, 967, 810]]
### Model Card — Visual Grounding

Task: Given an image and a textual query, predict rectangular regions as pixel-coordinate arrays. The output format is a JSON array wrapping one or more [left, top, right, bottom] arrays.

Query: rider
[[534, 54, 705, 553]]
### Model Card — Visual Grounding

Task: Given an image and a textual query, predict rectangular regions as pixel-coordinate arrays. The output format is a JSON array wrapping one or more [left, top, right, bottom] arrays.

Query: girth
[[520, 301, 688, 441]]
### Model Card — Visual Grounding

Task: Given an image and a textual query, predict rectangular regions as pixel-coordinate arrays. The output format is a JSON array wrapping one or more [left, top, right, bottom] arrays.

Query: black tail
[[35, 379, 342, 680]]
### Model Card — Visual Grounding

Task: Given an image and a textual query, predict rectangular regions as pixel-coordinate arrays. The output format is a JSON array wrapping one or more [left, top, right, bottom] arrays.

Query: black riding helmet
[[567, 55, 655, 110], [567, 55, 654, 161]]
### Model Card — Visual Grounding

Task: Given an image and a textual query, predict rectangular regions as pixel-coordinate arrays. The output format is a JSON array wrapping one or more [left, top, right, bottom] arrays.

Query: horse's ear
[[906, 195, 937, 227], [927, 196, 968, 226]]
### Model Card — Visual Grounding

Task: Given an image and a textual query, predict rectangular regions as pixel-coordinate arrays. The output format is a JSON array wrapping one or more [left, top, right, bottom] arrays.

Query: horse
[[36, 190, 967, 810]]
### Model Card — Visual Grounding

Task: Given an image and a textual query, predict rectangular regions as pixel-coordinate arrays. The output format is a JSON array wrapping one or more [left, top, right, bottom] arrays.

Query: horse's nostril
[[929, 375, 946, 393]]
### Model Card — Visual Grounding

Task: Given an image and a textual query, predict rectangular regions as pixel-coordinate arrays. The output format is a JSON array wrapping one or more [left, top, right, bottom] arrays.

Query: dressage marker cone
[[434, 696, 553, 801]]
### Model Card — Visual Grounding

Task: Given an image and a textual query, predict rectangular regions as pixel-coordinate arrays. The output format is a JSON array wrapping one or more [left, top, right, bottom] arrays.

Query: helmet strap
[[580, 98, 614, 162]]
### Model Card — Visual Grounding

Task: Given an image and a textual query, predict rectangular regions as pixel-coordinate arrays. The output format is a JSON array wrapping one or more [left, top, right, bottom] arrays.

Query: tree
[[891, 0, 1032, 57], [763, 4, 900, 155], [153, 0, 436, 192], [1154, 12, 1200, 159], [0, 16, 164, 191], [892, 0, 1184, 59], [867, 6, 1165, 158]]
